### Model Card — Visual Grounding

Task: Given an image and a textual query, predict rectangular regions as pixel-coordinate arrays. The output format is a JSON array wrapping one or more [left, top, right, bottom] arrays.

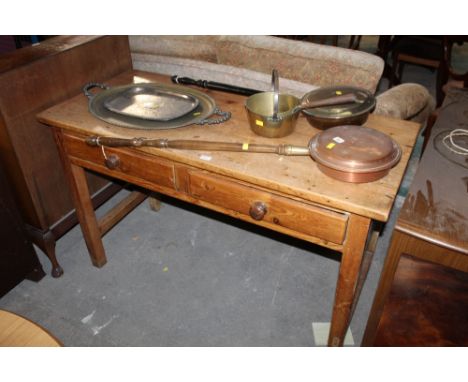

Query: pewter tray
[[103, 86, 199, 121], [86, 83, 217, 130]]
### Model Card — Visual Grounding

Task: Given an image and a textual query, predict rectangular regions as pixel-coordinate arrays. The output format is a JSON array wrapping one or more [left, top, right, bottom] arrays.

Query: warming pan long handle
[[86, 136, 310, 156]]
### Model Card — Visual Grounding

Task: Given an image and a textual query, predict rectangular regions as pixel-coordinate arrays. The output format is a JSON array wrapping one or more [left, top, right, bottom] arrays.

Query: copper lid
[[309, 125, 402, 173]]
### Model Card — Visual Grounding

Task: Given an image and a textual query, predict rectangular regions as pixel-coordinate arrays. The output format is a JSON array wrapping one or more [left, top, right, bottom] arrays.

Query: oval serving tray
[[103, 86, 199, 121], [85, 83, 217, 130]]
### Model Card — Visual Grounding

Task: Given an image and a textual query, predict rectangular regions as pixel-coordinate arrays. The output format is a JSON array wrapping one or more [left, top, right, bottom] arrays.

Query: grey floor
[[0, 37, 458, 346]]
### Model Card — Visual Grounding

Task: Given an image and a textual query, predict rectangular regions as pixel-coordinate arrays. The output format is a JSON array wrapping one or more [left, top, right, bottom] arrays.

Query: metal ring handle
[[83, 82, 109, 100], [196, 107, 231, 125]]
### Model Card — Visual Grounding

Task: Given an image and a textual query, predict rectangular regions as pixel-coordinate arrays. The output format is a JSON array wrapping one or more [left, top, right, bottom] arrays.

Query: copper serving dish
[[308, 125, 402, 182]]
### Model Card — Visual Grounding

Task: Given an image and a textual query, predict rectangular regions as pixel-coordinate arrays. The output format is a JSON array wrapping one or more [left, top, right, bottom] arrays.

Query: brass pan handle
[[86, 136, 310, 156], [295, 93, 359, 112]]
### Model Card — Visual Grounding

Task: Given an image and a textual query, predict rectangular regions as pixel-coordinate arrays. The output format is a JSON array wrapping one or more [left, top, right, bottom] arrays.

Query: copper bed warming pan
[[86, 125, 401, 183], [83, 82, 231, 129]]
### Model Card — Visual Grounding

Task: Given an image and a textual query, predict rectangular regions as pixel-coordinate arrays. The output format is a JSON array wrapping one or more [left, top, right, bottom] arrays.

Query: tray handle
[[196, 107, 231, 125], [83, 82, 110, 100]]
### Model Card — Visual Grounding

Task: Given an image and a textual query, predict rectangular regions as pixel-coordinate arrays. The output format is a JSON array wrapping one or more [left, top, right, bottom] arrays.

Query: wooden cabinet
[[0, 36, 133, 277], [362, 88, 468, 346]]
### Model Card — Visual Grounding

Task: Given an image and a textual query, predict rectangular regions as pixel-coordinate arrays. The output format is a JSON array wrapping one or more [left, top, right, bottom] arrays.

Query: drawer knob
[[105, 154, 120, 169], [249, 201, 267, 221]]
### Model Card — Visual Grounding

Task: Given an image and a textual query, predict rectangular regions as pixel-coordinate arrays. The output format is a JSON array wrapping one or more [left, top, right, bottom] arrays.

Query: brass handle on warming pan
[[86, 136, 311, 156]]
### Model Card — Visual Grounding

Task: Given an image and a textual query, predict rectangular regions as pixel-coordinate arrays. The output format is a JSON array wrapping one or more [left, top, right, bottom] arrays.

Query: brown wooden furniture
[[362, 87, 468, 346], [421, 37, 468, 154], [0, 161, 45, 297], [387, 36, 445, 105], [0, 36, 133, 277], [37, 71, 420, 346], [0, 309, 61, 346]]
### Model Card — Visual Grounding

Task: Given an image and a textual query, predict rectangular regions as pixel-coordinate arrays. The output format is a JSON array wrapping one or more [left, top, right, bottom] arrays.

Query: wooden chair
[[388, 36, 446, 106], [421, 36, 468, 154], [439, 36, 468, 94]]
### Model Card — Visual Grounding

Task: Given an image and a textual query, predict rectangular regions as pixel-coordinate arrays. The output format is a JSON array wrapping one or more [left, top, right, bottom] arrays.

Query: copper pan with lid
[[308, 125, 402, 182], [86, 125, 401, 183]]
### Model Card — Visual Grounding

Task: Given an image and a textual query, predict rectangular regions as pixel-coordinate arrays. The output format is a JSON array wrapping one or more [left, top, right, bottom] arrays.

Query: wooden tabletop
[[38, 70, 420, 222], [397, 88, 468, 254], [0, 309, 61, 347]]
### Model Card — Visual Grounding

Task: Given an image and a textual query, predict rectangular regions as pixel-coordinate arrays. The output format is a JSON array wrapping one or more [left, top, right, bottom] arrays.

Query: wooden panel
[[187, 170, 348, 245], [62, 132, 175, 191], [0, 35, 132, 229], [0, 163, 44, 297], [374, 254, 468, 346], [0, 36, 101, 73]]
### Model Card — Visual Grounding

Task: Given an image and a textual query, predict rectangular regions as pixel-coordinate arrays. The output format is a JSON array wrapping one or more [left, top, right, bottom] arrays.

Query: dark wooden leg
[[390, 53, 400, 87], [25, 264, 46, 282], [422, 110, 439, 155], [328, 214, 371, 346], [25, 225, 64, 278]]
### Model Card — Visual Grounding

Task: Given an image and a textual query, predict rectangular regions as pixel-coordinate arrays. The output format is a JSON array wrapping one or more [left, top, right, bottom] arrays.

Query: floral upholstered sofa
[[129, 35, 435, 124]]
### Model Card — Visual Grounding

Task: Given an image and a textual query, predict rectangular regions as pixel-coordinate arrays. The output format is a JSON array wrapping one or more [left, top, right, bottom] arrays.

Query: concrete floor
[[0, 37, 455, 346], [0, 190, 409, 346]]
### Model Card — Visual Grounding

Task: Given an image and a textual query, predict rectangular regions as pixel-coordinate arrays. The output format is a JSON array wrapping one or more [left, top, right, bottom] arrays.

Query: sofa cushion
[[215, 36, 385, 93], [132, 53, 318, 97], [129, 35, 219, 63]]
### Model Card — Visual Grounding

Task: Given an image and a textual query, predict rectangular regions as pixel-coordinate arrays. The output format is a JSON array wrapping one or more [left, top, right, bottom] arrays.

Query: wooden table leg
[[68, 164, 107, 267], [328, 214, 371, 346], [54, 129, 107, 267]]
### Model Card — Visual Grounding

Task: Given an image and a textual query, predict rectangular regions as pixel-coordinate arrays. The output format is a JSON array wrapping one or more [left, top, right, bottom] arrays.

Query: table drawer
[[62, 133, 175, 190], [187, 171, 348, 245]]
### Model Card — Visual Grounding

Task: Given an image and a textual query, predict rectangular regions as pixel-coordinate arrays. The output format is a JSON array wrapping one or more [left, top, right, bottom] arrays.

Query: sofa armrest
[[374, 83, 436, 123]]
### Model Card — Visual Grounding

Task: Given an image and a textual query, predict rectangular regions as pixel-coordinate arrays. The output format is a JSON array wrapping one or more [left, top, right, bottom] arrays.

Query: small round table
[[0, 309, 62, 347]]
